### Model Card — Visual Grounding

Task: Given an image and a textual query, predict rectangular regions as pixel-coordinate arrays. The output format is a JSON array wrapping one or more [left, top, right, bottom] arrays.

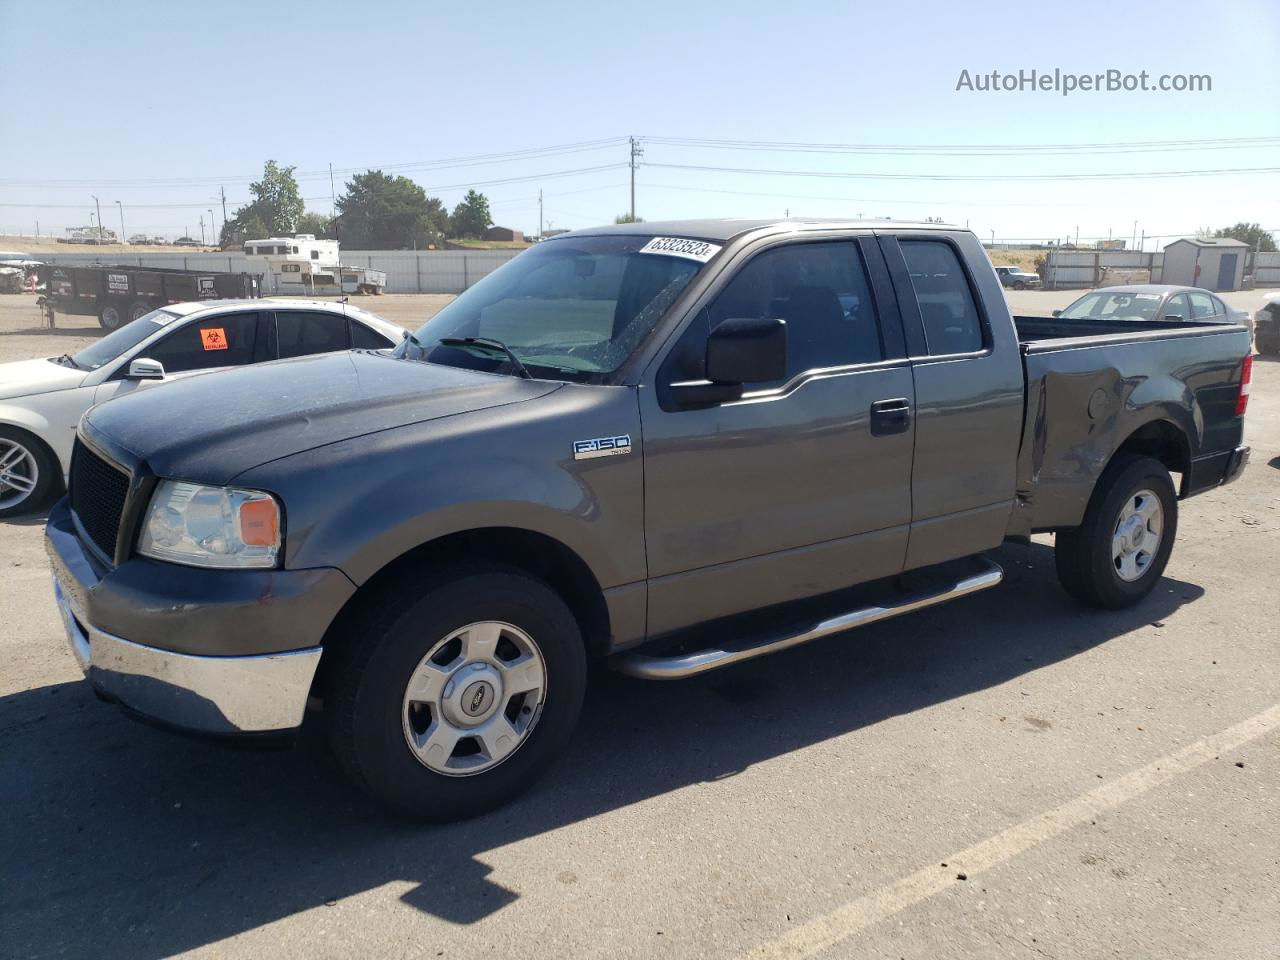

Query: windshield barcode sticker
[[638, 237, 722, 263]]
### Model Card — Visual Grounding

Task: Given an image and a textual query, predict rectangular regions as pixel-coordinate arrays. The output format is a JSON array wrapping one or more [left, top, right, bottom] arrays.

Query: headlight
[[139, 480, 282, 569]]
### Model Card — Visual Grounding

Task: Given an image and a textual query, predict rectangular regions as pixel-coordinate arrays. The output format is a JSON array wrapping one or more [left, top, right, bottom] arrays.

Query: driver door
[[94, 311, 267, 404]]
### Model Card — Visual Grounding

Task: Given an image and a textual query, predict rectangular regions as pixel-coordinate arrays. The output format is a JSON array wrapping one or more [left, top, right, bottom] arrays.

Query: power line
[[643, 134, 1280, 156], [0, 138, 630, 188], [643, 161, 1280, 182]]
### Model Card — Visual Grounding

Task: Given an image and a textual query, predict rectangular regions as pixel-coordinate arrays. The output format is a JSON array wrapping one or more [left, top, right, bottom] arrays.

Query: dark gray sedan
[[1054, 284, 1249, 326]]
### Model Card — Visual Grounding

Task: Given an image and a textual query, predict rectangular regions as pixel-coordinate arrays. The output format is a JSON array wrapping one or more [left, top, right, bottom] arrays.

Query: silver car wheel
[[1112, 489, 1163, 582], [401, 621, 547, 777], [0, 439, 39, 510]]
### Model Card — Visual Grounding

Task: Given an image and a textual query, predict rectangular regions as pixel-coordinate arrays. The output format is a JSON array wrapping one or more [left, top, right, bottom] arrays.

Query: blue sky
[[1, 0, 1275, 246]]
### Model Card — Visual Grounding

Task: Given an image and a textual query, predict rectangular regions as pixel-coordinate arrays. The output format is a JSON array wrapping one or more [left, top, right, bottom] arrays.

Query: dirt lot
[[0, 289, 1277, 960]]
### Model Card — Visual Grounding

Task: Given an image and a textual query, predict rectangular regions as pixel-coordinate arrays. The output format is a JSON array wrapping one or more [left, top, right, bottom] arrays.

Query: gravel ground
[[0, 289, 1276, 960]]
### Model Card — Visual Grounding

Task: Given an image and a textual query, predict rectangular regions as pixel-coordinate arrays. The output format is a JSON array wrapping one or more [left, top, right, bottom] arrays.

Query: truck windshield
[[397, 235, 710, 382], [72, 309, 180, 370]]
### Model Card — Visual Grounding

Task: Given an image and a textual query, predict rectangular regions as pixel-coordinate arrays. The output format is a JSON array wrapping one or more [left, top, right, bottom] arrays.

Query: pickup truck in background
[[994, 263, 1042, 289], [46, 219, 1253, 819]]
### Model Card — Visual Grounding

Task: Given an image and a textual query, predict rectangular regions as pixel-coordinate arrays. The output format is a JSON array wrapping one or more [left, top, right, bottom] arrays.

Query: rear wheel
[[128, 300, 154, 323], [1257, 335, 1279, 357], [1055, 454, 1177, 609], [0, 426, 58, 518], [98, 300, 125, 331], [327, 567, 587, 820]]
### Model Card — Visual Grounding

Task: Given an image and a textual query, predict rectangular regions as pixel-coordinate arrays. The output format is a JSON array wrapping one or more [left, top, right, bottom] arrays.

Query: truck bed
[[1008, 314, 1251, 538], [1013, 314, 1238, 351]]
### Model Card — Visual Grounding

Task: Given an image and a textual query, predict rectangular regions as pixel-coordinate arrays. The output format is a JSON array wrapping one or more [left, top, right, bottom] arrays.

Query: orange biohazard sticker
[[200, 327, 228, 351]]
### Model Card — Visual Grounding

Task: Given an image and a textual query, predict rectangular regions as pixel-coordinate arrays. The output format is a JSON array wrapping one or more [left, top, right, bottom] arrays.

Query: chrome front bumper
[[53, 576, 322, 735]]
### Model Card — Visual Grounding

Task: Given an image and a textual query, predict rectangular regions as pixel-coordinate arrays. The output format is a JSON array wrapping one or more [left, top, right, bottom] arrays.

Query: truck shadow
[[0, 541, 1203, 959]]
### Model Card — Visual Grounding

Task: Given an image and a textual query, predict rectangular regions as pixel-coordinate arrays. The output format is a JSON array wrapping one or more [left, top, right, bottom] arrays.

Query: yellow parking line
[[741, 702, 1280, 960]]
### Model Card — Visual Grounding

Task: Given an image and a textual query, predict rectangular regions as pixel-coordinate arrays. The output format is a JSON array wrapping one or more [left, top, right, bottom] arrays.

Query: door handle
[[870, 397, 912, 436]]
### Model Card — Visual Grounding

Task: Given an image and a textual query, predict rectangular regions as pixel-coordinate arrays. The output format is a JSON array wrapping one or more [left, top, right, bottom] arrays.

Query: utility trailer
[[37, 263, 260, 330]]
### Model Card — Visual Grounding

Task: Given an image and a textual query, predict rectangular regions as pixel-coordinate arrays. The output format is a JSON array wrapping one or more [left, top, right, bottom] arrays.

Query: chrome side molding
[[613, 557, 1004, 680]]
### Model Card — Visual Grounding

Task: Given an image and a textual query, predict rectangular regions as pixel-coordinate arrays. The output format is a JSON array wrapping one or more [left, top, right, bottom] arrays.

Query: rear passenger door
[[878, 233, 1025, 570], [640, 236, 917, 635], [273, 310, 353, 359]]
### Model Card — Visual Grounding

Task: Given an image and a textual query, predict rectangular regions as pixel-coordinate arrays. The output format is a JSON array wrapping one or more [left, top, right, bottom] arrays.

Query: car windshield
[[396, 235, 710, 382], [71, 308, 180, 370], [1061, 291, 1163, 322]]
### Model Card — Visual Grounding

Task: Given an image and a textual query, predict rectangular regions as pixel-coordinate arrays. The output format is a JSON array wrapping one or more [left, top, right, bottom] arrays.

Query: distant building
[[1094, 239, 1127, 250], [484, 226, 521, 242], [1160, 237, 1248, 291]]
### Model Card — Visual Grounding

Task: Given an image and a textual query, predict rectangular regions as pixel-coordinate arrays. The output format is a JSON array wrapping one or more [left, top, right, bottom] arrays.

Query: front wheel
[[0, 427, 58, 518], [327, 567, 587, 820], [1054, 454, 1178, 609]]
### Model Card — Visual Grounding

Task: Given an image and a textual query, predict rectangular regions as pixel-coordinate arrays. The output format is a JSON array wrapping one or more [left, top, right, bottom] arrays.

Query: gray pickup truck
[[46, 220, 1252, 819]]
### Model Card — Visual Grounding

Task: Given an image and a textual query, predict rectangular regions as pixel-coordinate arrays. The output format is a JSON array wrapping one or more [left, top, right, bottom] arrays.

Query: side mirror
[[1051, 309, 1062, 317], [127, 357, 165, 380], [669, 317, 787, 407]]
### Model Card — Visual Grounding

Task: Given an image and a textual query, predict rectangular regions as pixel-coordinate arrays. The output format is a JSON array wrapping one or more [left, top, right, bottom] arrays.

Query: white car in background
[[0, 299, 406, 517]]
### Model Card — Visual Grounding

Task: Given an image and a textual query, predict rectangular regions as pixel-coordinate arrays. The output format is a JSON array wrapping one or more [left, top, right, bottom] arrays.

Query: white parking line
[[740, 702, 1280, 960]]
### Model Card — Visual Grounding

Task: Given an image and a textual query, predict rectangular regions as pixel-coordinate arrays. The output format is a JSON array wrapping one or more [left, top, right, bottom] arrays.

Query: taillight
[[1235, 353, 1252, 417]]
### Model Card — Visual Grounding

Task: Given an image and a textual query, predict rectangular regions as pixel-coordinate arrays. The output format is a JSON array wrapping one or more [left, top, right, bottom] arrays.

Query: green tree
[[295, 211, 335, 239], [336, 171, 449, 249], [219, 160, 304, 246], [450, 189, 493, 239], [1212, 222, 1276, 253], [614, 212, 645, 224]]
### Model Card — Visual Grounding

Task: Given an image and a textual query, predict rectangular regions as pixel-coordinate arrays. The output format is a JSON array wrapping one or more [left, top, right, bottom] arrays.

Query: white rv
[[243, 234, 386, 295]]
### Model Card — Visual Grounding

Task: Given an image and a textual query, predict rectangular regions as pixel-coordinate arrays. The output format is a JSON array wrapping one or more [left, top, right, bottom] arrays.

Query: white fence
[[30, 249, 525, 294], [1044, 249, 1279, 289]]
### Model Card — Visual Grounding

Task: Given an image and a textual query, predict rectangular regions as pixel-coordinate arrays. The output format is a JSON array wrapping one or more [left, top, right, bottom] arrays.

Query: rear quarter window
[[900, 240, 985, 355]]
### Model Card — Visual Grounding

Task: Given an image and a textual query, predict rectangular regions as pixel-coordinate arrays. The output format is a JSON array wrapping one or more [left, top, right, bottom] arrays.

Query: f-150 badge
[[573, 435, 632, 460]]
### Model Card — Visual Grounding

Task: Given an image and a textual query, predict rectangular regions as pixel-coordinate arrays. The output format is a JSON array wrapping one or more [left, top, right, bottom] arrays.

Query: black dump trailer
[[38, 263, 260, 330]]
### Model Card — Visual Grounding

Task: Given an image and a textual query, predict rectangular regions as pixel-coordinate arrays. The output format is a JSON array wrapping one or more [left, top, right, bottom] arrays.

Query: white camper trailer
[[243, 235, 386, 295]]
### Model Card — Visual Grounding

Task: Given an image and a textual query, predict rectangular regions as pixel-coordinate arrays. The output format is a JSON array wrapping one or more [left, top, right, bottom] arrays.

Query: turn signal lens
[[239, 498, 280, 547]]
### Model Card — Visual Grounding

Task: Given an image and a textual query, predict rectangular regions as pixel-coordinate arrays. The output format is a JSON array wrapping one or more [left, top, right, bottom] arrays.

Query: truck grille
[[69, 442, 130, 561]]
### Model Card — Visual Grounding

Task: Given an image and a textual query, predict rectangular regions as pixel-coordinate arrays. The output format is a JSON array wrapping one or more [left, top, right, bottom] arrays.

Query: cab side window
[[142, 312, 260, 373], [702, 241, 881, 388], [276, 311, 351, 359], [900, 241, 985, 355]]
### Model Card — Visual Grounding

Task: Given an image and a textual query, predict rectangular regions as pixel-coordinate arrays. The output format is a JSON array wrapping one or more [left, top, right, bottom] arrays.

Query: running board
[[613, 557, 1004, 680]]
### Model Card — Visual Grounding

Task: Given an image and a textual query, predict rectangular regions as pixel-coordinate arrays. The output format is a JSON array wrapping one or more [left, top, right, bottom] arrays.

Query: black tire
[[1014, 281, 1027, 290], [128, 300, 154, 323], [1054, 454, 1178, 609], [0, 425, 59, 518], [327, 566, 587, 820], [1257, 336, 1279, 357], [98, 300, 125, 331]]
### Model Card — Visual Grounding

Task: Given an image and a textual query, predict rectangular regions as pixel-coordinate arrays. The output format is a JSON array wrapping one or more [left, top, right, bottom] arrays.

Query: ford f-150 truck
[[46, 220, 1252, 819]]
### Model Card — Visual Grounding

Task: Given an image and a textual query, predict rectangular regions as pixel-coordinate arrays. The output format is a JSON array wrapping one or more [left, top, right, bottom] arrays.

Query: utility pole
[[208, 209, 216, 247], [1132, 219, 1137, 249], [199, 215, 205, 246], [1075, 225, 1079, 247], [538, 189, 544, 240], [91, 195, 102, 240], [628, 136, 643, 221], [220, 185, 228, 230], [116, 201, 126, 244]]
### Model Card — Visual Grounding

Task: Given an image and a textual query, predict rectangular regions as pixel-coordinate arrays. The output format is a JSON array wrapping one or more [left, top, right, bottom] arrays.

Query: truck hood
[[82, 351, 561, 484], [0, 358, 86, 400]]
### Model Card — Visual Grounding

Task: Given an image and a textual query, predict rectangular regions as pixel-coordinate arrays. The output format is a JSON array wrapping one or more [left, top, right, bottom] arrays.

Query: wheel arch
[[314, 526, 612, 696], [1110, 418, 1192, 494]]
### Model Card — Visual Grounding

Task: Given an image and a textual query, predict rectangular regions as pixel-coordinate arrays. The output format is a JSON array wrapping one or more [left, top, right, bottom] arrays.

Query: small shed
[[1160, 237, 1248, 291], [484, 226, 521, 242]]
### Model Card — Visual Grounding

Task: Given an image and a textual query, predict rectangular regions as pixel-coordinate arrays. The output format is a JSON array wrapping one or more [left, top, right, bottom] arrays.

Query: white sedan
[[0, 298, 406, 516]]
